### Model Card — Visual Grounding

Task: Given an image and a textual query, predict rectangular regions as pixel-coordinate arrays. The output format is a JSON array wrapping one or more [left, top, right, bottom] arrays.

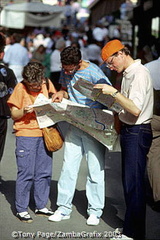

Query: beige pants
[[147, 115, 160, 202]]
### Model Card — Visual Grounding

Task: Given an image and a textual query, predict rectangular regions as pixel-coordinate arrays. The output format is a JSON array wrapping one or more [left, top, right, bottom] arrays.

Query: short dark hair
[[0, 32, 6, 53], [60, 46, 81, 65], [22, 61, 45, 84], [12, 33, 23, 43], [119, 47, 130, 56]]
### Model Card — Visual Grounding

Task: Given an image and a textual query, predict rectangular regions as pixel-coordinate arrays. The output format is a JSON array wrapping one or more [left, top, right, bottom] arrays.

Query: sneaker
[[48, 210, 70, 222], [35, 208, 53, 217], [16, 212, 33, 223], [86, 214, 100, 226], [115, 228, 123, 233], [114, 227, 123, 235]]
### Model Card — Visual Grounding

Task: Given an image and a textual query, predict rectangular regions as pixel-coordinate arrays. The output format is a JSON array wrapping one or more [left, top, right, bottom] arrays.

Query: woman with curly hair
[[7, 61, 57, 223]]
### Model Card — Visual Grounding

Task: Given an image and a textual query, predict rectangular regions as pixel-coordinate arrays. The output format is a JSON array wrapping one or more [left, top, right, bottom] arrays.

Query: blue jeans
[[15, 136, 52, 213], [57, 125, 106, 217], [120, 123, 152, 240]]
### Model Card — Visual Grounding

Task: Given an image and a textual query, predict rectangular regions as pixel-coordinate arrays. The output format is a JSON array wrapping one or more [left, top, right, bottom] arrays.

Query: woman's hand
[[11, 105, 34, 120], [23, 106, 34, 114]]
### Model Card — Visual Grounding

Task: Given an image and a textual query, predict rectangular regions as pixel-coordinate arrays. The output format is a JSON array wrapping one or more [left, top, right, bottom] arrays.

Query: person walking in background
[[86, 39, 102, 66], [7, 62, 57, 223], [94, 39, 153, 240], [3, 33, 29, 83], [48, 46, 111, 226], [64, 1, 72, 26], [145, 38, 160, 212], [0, 32, 17, 162], [4, 34, 12, 53], [92, 22, 108, 48], [50, 38, 66, 91], [31, 44, 46, 64]]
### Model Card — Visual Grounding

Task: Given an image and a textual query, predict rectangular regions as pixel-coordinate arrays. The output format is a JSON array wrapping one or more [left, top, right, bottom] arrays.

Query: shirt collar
[[123, 59, 141, 77]]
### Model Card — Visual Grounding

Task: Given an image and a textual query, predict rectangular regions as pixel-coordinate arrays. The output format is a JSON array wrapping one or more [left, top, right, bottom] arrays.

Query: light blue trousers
[[57, 125, 106, 217]]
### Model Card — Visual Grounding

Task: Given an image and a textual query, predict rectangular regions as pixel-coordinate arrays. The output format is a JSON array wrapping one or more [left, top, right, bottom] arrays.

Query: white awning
[[1, 2, 65, 29]]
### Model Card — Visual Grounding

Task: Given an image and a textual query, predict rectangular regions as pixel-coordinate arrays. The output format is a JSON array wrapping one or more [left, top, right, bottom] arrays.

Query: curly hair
[[22, 61, 45, 84], [0, 32, 6, 53], [60, 46, 81, 65]]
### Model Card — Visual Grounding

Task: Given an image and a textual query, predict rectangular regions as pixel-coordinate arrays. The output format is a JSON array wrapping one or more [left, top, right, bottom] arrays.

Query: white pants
[[57, 125, 106, 217]]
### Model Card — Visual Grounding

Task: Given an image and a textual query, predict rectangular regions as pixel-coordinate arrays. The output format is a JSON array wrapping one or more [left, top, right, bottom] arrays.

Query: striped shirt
[[59, 61, 111, 109]]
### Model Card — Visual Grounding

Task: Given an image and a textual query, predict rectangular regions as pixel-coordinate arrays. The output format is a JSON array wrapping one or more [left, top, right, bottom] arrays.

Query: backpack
[[0, 64, 17, 117]]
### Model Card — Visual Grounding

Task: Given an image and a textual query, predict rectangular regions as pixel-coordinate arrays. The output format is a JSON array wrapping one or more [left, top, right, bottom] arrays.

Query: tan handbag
[[42, 124, 64, 152], [42, 78, 64, 151]]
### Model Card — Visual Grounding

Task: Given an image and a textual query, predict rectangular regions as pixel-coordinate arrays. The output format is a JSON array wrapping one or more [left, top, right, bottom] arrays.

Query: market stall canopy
[[1, 2, 65, 29]]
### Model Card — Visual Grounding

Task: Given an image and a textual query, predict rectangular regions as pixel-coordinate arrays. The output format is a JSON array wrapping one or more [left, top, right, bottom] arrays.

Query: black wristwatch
[[112, 90, 119, 98]]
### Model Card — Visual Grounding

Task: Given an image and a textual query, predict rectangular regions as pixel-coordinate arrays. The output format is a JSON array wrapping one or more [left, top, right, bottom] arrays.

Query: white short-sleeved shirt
[[119, 59, 153, 125], [92, 27, 105, 42], [50, 49, 61, 72]]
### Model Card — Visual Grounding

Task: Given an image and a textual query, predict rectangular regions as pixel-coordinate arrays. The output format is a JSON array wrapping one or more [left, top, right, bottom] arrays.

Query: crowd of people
[[2, 22, 110, 84], [0, 18, 160, 240]]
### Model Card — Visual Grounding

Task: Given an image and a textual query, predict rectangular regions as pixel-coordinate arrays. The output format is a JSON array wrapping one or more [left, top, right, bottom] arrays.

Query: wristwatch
[[112, 90, 119, 98]]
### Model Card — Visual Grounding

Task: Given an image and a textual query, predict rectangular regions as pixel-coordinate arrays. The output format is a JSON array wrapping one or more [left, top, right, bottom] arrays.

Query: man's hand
[[94, 84, 117, 96], [51, 90, 68, 102], [94, 84, 141, 117]]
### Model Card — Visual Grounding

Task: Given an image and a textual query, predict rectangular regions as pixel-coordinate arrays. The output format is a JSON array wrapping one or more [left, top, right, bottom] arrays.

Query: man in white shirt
[[92, 22, 108, 47], [3, 33, 29, 82], [86, 39, 102, 65], [94, 39, 153, 240], [50, 38, 66, 91]]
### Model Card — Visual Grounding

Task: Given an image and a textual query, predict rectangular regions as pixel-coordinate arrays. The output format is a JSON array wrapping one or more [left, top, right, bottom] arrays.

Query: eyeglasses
[[106, 55, 116, 68], [25, 82, 42, 91], [61, 64, 79, 74]]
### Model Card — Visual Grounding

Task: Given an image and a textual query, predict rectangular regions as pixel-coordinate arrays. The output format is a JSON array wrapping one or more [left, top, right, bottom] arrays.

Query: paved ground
[[0, 120, 160, 240]]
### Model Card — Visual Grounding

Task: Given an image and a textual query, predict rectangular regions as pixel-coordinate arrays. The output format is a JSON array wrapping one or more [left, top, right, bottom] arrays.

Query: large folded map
[[31, 94, 118, 151], [73, 78, 122, 113]]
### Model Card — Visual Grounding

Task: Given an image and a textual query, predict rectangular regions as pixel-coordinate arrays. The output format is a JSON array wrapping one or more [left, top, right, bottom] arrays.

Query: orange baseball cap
[[101, 39, 125, 62]]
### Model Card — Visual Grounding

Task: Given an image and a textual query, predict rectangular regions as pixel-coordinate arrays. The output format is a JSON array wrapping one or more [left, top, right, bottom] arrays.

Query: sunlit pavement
[[0, 119, 160, 240]]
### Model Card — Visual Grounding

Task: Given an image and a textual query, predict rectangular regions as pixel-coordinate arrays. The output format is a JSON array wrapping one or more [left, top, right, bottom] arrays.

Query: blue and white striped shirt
[[59, 61, 111, 109]]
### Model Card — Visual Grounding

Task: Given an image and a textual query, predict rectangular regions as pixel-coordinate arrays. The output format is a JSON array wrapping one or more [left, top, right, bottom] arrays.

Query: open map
[[31, 94, 118, 151], [73, 78, 122, 113]]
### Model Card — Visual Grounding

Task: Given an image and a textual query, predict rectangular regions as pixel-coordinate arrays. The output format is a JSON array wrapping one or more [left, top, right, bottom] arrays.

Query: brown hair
[[22, 61, 45, 84], [60, 46, 81, 65]]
